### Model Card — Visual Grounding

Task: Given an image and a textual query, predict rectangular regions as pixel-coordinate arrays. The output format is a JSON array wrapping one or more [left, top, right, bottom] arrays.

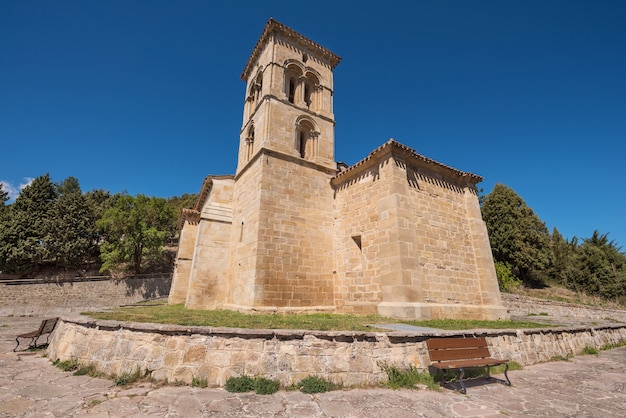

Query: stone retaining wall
[[502, 293, 626, 323], [47, 315, 626, 388], [0, 276, 171, 316]]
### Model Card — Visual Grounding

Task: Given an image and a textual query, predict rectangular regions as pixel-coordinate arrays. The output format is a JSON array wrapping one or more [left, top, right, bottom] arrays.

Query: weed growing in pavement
[[191, 377, 208, 388], [580, 346, 599, 356], [53, 358, 79, 372], [380, 363, 438, 390], [114, 369, 141, 386]]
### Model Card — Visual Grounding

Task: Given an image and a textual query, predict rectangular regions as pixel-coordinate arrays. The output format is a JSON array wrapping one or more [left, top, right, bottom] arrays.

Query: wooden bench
[[426, 337, 511, 393], [14, 318, 59, 352]]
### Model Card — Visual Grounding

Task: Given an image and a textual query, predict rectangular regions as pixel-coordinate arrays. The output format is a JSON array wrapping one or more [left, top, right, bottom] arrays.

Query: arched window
[[296, 119, 317, 159], [246, 125, 254, 161], [288, 76, 297, 104], [303, 72, 319, 110], [254, 73, 263, 103], [284, 63, 303, 105]]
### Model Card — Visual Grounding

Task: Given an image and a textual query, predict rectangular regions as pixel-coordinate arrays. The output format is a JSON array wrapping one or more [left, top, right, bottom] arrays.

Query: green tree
[[46, 177, 100, 272], [481, 184, 553, 286], [0, 182, 9, 208], [570, 231, 626, 299], [547, 228, 578, 287], [97, 194, 174, 275], [165, 193, 197, 241], [0, 174, 57, 274]]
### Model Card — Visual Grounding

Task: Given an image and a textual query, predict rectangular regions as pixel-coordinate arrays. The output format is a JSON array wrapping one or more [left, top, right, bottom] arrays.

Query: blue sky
[[1, 1, 625, 248]]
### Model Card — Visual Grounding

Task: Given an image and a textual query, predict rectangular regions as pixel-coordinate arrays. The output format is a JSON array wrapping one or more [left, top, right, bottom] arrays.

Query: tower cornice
[[241, 18, 341, 81]]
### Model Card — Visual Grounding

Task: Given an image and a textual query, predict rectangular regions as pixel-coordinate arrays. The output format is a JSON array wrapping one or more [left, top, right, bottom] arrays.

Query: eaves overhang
[[331, 139, 483, 187], [241, 18, 342, 81]]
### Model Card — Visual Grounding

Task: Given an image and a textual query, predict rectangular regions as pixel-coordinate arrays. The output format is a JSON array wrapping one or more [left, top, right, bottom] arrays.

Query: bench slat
[[426, 337, 488, 349], [428, 347, 492, 362]]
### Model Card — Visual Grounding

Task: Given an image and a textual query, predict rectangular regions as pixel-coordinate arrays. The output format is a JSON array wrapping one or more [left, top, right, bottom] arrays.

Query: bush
[[225, 375, 255, 393], [494, 261, 522, 292], [225, 375, 280, 395], [296, 376, 341, 394], [254, 377, 280, 395]]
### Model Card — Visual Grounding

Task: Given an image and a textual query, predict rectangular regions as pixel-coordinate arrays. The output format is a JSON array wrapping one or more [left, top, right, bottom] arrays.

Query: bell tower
[[236, 18, 341, 174], [222, 19, 342, 311]]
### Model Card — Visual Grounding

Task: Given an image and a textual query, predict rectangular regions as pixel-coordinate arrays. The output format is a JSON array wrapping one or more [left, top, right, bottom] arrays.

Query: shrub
[[296, 376, 341, 394], [225, 375, 255, 393], [254, 377, 280, 395], [494, 261, 521, 292], [225, 375, 280, 394]]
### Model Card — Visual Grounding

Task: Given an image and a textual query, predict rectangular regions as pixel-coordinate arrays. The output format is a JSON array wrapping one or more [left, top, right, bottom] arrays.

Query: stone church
[[168, 18, 508, 320]]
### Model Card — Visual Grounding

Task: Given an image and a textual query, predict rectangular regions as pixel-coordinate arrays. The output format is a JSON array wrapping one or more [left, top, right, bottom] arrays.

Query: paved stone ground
[[1, 316, 625, 417]]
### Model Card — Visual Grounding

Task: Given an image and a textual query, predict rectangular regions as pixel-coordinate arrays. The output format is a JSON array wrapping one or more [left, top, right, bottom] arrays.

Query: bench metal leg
[[457, 368, 467, 394], [486, 364, 512, 386], [503, 362, 511, 386], [30, 335, 40, 349]]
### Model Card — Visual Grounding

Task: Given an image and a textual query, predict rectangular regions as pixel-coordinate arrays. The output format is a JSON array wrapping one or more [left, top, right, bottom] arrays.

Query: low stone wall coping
[[59, 314, 626, 341]]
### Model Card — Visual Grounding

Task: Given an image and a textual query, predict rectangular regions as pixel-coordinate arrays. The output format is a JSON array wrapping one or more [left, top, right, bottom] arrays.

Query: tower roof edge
[[241, 18, 342, 81]]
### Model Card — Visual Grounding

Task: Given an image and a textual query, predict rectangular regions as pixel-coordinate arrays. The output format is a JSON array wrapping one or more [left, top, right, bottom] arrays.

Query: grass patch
[[53, 358, 79, 372], [380, 363, 438, 390], [550, 354, 573, 362], [600, 341, 626, 351], [294, 376, 342, 393], [511, 285, 626, 309], [400, 319, 546, 330], [492, 362, 522, 374], [580, 346, 599, 356], [83, 304, 547, 331], [74, 364, 106, 378]]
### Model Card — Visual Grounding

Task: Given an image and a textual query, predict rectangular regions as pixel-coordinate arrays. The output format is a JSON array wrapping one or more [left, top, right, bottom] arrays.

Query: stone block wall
[[502, 293, 626, 323], [332, 142, 506, 320], [0, 276, 171, 317], [47, 315, 626, 388]]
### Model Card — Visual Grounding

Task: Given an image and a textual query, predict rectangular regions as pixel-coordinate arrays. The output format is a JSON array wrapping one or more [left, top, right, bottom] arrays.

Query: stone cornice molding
[[241, 18, 342, 81], [331, 139, 483, 188], [234, 147, 337, 181], [177, 174, 235, 229]]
